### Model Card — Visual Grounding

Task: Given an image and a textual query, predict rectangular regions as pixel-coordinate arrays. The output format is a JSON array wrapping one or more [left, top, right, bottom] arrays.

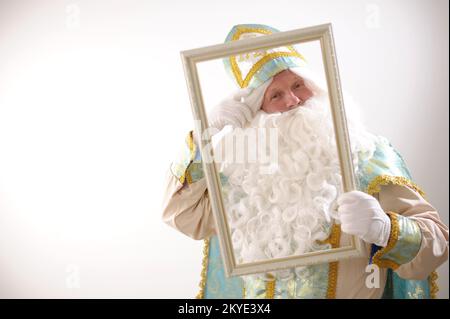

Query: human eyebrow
[[265, 87, 279, 97], [270, 89, 282, 96]]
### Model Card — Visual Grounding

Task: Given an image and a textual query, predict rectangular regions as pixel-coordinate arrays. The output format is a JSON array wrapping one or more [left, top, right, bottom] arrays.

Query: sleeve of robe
[[161, 131, 216, 240], [371, 184, 448, 280]]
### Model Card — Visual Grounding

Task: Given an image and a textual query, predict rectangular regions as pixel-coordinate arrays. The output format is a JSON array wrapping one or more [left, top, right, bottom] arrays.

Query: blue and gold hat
[[223, 24, 307, 89]]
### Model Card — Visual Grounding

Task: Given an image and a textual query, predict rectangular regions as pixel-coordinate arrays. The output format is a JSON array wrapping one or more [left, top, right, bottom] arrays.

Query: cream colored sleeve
[[161, 170, 215, 240], [376, 184, 449, 280]]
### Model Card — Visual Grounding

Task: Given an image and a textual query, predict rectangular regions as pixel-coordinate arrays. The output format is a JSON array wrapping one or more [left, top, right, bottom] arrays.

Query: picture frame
[[180, 23, 365, 278]]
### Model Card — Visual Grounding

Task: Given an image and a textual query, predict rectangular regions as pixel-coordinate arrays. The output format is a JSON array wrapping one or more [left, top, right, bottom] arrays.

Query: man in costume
[[162, 24, 448, 299]]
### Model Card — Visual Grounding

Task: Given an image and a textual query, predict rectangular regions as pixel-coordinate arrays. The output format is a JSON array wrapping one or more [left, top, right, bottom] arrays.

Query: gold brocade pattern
[[196, 238, 210, 299], [228, 222, 342, 299], [293, 223, 341, 299], [407, 286, 426, 299], [263, 223, 341, 299]]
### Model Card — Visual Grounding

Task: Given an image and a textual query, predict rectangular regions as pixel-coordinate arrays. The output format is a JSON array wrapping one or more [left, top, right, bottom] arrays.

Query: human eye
[[271, 93, 280, 100], [293, 82, 303, 89]]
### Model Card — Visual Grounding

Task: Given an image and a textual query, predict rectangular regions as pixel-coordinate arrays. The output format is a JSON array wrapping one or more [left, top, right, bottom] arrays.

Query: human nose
[[284, 91, 300, 109]]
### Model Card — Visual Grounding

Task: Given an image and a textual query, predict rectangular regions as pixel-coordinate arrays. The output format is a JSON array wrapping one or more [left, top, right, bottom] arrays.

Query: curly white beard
[[215, 91, 376, 281]]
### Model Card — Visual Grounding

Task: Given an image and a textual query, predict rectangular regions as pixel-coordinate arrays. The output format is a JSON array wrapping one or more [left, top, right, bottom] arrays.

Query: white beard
[[214, 91, 376, 281]]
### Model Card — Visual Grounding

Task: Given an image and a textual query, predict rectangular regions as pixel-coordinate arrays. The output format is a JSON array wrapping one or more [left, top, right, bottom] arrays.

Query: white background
[[0, 0, 448, 298]]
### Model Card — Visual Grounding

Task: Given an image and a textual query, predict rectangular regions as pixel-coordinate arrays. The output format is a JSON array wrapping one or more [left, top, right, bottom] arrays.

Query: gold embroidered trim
[[367, 175, 425, 198], [230, 27, 304, 64], [180, 131, 196, 185], [195, 238, 210, 299], [188, 131, 196, 159], [231, 27, 272, 40], [372, 212, 401, 270], [265, 275, 276, 299], [186, 170, 193, 184], [429, 270, 439, 299], [179, 171, 186, 185], [326, 223, 341, 299], [231, 51, 305, 88]]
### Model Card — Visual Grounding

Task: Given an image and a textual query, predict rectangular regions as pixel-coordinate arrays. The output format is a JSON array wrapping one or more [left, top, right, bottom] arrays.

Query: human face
[[261, 69, 314, 113]]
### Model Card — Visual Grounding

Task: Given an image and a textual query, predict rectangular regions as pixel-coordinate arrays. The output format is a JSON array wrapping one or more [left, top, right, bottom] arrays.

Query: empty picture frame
[[180, 23, 365, 277]]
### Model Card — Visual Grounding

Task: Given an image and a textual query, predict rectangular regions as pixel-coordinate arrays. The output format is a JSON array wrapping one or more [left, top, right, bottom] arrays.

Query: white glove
[[207, 88, 259, 131], [337, 190, 391, 247]]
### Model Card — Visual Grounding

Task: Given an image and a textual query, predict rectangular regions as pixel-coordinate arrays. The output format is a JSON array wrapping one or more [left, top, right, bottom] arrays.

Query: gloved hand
[[337, 190, 391, 247], [207, 87, 260, 131]]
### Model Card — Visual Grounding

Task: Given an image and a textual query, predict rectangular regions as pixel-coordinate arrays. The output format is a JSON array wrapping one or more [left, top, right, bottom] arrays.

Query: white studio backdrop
[[0, 0, 448, 298]]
